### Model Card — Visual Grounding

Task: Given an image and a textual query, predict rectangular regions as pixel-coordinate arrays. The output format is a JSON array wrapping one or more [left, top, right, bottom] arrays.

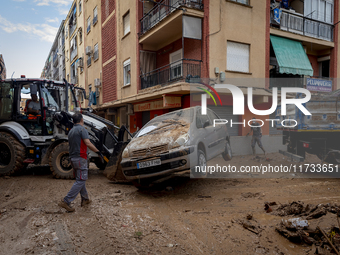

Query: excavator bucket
[[103, 141, 129, 182]]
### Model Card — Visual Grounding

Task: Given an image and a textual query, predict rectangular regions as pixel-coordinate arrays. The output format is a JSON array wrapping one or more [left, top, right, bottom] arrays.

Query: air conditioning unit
[[85, 46, 92, 55], [78, 57, 83, 67], [94, 78, 101, 87]]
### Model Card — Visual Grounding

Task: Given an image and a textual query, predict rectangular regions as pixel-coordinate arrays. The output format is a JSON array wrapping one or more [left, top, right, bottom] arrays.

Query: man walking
[[58, 113, 104, 212], [246, 118, 266, 156]]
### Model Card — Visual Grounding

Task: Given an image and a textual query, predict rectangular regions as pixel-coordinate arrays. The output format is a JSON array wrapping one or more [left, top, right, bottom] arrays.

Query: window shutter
[[123, 12, 130, 35], [227, 41, 250, 73]]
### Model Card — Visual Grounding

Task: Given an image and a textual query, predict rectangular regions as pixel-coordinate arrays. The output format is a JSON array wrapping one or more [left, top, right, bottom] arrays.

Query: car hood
[[126, 121, 191, 156]]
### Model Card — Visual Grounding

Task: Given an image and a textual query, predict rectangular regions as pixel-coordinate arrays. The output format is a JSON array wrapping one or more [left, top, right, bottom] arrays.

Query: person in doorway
[[27, 93, 41, 115], [58, 113, 104, 212], [246, 117, 266, 156]]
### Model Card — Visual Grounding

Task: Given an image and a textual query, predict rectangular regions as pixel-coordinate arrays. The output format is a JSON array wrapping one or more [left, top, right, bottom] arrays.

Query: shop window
[[227, 41, 250, 73]]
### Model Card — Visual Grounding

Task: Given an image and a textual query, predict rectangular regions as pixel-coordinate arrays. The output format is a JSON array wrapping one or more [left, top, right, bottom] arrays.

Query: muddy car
[[120, 106, 232, 188]]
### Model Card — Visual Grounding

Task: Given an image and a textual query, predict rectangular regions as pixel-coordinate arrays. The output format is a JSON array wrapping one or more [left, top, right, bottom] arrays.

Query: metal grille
[[132, 144, 168, 157]]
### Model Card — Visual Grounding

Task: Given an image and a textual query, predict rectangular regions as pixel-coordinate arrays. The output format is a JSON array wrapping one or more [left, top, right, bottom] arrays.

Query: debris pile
[[265, 201, 340, 254]]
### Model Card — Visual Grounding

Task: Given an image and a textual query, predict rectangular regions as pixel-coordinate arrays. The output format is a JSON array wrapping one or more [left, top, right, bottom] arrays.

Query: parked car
[[120, 106, 232, 188]]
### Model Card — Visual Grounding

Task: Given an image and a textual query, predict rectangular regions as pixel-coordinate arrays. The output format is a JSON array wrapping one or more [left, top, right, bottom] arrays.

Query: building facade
[[0, 54, 6, 80], [41, 0, 340, 154]]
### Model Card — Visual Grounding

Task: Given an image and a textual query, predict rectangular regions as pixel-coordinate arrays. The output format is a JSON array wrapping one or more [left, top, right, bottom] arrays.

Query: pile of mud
[[265, 201, 340, 254]]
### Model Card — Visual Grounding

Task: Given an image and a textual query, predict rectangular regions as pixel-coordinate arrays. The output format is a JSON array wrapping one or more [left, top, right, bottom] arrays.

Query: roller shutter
[[208, 106, 239, 136]]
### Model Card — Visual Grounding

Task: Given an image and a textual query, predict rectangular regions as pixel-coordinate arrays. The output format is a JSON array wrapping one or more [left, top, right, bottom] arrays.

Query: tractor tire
[[0, 132, 25, 176], [50, 142, 73, 179]]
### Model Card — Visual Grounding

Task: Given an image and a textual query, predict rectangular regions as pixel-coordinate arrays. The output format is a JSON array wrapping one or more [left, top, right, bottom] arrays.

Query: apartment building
[[0, 54, 6, 80], [84, 0, 102, 108], [41, 0, 340, 154]]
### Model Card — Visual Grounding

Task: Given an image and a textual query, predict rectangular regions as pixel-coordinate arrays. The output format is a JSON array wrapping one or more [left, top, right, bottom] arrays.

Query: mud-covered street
[[1, 153, 340, 255]]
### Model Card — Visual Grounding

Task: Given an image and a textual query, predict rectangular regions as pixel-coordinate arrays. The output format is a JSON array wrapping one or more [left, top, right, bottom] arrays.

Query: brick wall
[[102, 17, 116, 63], [101, 0, 117, 103], [308, 55, 319, 77], [102, 0, 115, 21], [156, 38, 202, 68], [102, 60, 117, 103]]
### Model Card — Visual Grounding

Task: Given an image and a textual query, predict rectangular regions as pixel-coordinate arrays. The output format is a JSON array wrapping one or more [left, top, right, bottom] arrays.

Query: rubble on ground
[[265, 201, 340, 254]]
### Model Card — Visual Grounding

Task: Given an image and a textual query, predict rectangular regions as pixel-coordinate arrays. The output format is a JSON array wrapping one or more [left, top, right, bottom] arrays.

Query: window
[[87, 16, 91, 33], [0, 82, 13, 120], [227, 41, 250, 73], [79, 0, 82, 14], [96, 86, 99, 98], [94, 43, 99, 61], [70, 35, 77, 61], [229, 0, 250, 5], [79, 28, 83, 44], [123, 59, 131, 86], [93, 6, 98, 25], [87, 54, 92, 67], [123, 11, 130, 36], [65, 25, 69, 38], [304, 0, 334, 23]]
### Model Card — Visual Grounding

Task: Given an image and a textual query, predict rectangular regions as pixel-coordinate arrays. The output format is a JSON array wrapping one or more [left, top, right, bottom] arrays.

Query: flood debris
[[269, 201, 340, 254]]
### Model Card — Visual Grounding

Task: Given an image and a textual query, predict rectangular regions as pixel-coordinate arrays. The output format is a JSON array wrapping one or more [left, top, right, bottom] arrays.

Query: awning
[[270, 35, 313, 76]]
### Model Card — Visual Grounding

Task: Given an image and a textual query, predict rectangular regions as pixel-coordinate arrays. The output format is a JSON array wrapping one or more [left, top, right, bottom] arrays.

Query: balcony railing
[[71, 76, 78, 85], [271, 9, 334, 42], [53, 69, 59, 81], [140, 59, 201, 90], [70, 48, 78, 61], [140, 0, 203, 35], [69, 23, 77, 37], [53, 52, 58, 66]]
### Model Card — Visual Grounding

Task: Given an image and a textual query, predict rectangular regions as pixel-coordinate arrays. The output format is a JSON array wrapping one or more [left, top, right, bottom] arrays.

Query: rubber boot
[[252, 147, 256, 156]]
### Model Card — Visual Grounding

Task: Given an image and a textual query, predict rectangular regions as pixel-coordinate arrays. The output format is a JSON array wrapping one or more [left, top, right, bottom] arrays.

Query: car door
[[195, 108, 219, 160], [207, 109, 227, 155]]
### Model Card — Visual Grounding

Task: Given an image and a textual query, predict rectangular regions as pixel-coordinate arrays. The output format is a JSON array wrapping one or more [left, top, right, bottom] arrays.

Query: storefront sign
[[306, 78, 332, 92], [134, 96, 181, 112], [163, 96, 181, 108]]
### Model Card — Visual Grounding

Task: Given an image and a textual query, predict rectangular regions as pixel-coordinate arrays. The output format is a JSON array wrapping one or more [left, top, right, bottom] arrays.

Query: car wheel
[[222, 141, 232, 161], [192, 149, 207, 178]]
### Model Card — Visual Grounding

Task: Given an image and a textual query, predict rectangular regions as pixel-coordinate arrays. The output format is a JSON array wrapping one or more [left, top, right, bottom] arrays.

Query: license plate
[[137, 159, 161, 169]]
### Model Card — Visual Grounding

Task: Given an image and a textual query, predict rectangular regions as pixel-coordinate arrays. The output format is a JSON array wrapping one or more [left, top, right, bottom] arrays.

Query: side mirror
[[203, 119, 210, 128]]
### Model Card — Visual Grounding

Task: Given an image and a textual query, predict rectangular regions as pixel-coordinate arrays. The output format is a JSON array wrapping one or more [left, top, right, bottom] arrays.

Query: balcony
[[62, 37, 65, 48], [140, 0, 203, 36], [53, 52, 59, 66], [140, 59, 201, 90], [70, 48, 78, 62], [271, 9, 334, 42], [71, 75, 78, 85], [53, 69, 59, 81]]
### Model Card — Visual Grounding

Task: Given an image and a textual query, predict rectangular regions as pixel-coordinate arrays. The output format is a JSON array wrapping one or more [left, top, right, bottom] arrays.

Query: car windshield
[[136, 108, 194, 137]]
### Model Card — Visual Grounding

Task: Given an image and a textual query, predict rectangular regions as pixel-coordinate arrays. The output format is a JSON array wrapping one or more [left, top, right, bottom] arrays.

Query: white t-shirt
[[28, 101, 40, 112]]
